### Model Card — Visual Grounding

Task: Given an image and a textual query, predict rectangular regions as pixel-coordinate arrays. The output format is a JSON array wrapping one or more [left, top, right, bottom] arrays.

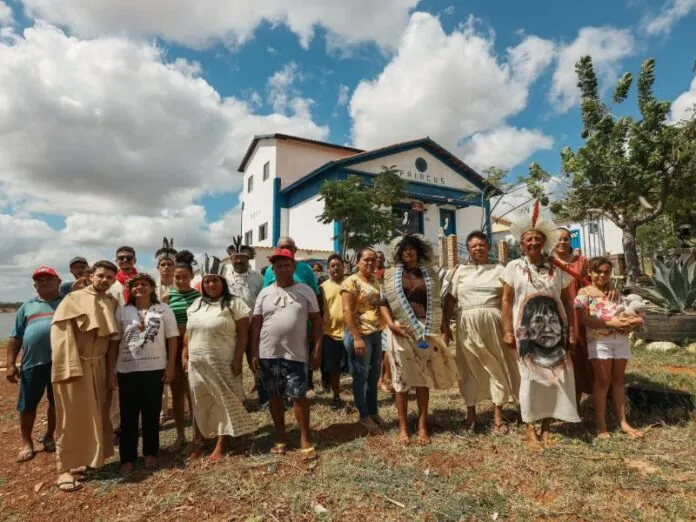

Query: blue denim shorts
[[259, 358, 308, 399], [18, 363, 54, 413]]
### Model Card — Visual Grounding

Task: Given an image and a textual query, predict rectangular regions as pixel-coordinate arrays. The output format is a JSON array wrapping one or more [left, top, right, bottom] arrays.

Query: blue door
[[570, 229, 581, 250], [440, 209, 456, 236]]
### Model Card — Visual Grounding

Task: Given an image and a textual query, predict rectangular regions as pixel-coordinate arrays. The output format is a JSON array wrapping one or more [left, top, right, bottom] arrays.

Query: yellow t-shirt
[[340, 274, 384, 335], [321, 279, 345, 340]]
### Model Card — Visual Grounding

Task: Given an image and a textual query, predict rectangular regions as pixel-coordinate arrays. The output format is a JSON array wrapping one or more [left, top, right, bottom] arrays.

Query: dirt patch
[[624, 459, 660, 474], [660, 365, 696, 377]]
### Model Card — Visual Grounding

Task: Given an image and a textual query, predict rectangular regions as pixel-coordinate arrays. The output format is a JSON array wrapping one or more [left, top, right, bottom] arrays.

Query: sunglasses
[[117, 255, 134, 261]]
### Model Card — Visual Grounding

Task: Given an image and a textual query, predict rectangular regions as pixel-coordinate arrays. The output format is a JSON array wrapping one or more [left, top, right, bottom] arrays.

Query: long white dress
[[501, 258, 580, 423], [448, 264, 520, 407], [186, 298, 256, 438]]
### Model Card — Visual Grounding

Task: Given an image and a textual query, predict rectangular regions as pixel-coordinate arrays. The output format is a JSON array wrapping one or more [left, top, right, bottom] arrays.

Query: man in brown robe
[[50, 260, 120, 492]]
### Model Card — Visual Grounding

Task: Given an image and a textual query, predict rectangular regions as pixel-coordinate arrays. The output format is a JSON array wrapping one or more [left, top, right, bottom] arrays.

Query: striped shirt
[[168, 288, 200, 325], [11, 295, 64, 370]]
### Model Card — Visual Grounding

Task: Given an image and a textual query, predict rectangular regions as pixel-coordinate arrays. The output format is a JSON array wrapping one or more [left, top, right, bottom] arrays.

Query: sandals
[[16, 448, 35, 463], [300, 447, 319, 463], [271, 442, 288, 455], [56, 475, 82, 493]]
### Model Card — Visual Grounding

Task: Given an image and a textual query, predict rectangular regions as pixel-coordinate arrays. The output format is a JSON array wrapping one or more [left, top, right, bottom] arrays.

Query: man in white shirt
[[223, 236, 263, 310]]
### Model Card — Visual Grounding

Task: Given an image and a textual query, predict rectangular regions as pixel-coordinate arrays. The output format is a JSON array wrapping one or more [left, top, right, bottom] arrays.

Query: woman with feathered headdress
[[155, 237, 177, 302], [183, 254, 256, 461], [379, 234, 459, 445], [501, 201, 580, 450]]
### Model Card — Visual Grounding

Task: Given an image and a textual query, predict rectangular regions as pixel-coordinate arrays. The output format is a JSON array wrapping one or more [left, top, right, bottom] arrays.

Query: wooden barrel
[[638, 312, 696, 343]]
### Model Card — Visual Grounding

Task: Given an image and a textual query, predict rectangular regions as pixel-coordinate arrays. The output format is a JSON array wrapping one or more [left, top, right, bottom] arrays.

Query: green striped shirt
[[168, 288, 200, 325]]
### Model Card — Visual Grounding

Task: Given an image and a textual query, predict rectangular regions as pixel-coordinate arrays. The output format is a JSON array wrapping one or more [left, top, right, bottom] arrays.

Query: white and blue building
[[239, 133, 499, 257]]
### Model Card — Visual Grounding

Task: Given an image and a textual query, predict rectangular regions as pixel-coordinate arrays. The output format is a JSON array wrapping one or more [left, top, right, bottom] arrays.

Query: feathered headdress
[[201, 254, 227, 278], [155, 237, 177, 265], [509, 200, 561, 255], [226, 235, 256, 259]]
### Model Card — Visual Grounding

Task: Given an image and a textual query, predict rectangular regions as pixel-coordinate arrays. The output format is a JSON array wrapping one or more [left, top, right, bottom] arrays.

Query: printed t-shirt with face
[[340, 274, 383, 335], [115, 303, 179, 373], [253, 283, 320, 363]]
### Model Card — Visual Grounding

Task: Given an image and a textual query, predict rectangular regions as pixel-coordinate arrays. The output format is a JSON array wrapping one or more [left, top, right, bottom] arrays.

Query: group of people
[[5, 202, 645, 492]]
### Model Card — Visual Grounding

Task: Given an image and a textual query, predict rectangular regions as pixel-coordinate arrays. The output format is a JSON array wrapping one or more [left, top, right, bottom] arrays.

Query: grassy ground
[[0, 341, 695, 521]]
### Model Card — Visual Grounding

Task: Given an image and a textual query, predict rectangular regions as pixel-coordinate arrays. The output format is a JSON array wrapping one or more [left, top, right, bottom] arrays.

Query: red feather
[[531, 199, 540, 229]]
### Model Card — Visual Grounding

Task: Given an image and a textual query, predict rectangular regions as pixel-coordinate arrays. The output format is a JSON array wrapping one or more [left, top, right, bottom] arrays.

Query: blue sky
[[0, 0, 694, 299]]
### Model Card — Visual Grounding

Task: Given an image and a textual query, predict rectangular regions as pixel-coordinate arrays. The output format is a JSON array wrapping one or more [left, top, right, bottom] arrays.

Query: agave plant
[[635, 253, 696, 313]]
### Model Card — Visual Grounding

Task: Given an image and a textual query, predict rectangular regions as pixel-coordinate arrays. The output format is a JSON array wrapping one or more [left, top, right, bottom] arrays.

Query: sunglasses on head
[[117, 255, 134, 261]]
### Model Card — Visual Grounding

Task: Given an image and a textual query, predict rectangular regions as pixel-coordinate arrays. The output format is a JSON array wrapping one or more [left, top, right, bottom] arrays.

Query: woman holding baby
[[574, 256, 644, 439]]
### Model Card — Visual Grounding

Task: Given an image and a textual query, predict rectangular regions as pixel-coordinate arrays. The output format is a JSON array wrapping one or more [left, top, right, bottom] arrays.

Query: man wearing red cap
[[6, 266, 64, 463], [250, 248, 322, 462]]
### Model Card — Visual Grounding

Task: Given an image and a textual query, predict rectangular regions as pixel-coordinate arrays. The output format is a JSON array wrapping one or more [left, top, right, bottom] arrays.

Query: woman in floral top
[[575, 257, 643, 439], [341, 248, 384, 432]]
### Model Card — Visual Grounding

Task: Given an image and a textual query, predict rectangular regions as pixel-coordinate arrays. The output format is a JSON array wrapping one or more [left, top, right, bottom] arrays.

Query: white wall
[[456, 206, 485, 241], [352, 147, 482, 193], [565, 215, 624, 256], [276, 140, 357, 189], [287, 195, 335, 252], [241, 140, 276, 247]]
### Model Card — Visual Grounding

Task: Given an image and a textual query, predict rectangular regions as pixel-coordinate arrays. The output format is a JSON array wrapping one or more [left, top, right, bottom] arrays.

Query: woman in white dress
[[380, 235, 459, 445], [182, 255, 256, 462], [443, 231, 520, 435], [501, 202, 580, 450]]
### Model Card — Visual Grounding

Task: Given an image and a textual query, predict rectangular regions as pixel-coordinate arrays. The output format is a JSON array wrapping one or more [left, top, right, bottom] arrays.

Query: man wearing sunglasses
[[108, 246, 138, 306]]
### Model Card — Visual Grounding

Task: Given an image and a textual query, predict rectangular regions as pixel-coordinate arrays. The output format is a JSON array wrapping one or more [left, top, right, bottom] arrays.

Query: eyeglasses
[[117, 255, 134, 261]]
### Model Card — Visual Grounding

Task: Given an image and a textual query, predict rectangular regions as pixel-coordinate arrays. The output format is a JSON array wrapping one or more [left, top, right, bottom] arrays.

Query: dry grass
[[0, 342, 695, 521]]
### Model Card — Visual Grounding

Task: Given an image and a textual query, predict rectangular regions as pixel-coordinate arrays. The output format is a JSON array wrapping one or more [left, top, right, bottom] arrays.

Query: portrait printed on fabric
[[515, 294, 567, 369]]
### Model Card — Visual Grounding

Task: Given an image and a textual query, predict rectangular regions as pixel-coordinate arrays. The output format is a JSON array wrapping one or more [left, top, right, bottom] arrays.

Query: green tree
[[318, 166, 406, 258], [530, 56, 696, 283]]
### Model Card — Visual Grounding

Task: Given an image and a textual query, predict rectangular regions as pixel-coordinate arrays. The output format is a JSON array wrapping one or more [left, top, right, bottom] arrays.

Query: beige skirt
[[455, 307, 520, 407], [386, 329, 459, 393]]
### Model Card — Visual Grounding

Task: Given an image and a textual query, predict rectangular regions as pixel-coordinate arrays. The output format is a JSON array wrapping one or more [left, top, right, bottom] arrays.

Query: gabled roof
[[281, 137, 502, 196], [238, 133, 364, 172]]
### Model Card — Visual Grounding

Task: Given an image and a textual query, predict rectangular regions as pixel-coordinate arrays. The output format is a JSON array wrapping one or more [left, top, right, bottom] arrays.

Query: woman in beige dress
[[443, 231, 520, 434], [182, 255, 256, 462]]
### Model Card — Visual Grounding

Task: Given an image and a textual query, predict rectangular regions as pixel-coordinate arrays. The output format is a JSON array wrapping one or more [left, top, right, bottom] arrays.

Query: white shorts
[[588, 335, 632, 360]]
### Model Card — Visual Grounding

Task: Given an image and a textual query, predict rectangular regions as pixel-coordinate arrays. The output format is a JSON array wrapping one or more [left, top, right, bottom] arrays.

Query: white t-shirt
[[116, 303, 180, 373]]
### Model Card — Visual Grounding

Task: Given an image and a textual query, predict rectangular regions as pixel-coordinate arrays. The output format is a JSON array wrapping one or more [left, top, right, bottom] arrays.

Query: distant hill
[[0, 302, 21, 312]]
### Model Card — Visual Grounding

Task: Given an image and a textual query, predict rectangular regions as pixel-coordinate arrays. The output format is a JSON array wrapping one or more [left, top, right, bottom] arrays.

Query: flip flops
[[300, 447, 319, 463], [271, 442, 288, 455], [56, 476, 82, 493]]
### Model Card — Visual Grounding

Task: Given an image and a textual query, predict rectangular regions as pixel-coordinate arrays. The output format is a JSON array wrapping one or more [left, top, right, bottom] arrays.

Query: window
[[258, 222, 268, 241], [244, 230, 253, 245], [247, 175, 254, 193], [263, 161, 270, 181], [392, 205, 424, 236]]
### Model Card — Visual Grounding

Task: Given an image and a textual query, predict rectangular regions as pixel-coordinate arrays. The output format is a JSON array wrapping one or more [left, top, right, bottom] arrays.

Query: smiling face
[[116, 250, 136, 273], [555, 229, 571, 258], [467, 237, 490, 264], [130, 278, 154, 300], [521, 231, 546, 258], [173, 267, 192, 290], [590, 262, 613, 289], [69, 261, 89, 279], [203, 275, 223, 299]]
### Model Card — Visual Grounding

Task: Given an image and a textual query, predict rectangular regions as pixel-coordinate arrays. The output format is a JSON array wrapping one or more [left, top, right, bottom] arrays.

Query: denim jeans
[[344, 329, 383, 419]]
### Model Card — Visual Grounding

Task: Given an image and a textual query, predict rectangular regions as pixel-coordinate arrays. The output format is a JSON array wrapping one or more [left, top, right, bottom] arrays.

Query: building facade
[[239, 134, 498, 257]]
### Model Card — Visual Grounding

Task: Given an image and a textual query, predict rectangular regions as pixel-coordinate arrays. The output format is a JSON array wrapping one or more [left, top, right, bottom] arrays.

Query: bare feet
[[596, 432, 611, 440], [208, 450, 223, 463], [398, 431, 410, 445], [417, 430, 431, 446], [620, 422, 644, 439], [120, 462, 134, 476], [541, 430, 555, 448], [526, 425, 543, 452], [492, 423, 509, 436], [187, 440, 205, 460]]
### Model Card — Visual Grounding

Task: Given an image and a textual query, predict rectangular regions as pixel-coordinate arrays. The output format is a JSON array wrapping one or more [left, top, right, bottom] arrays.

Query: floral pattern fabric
[[340, 274, 384, 335], [574, 292, 617, 340]]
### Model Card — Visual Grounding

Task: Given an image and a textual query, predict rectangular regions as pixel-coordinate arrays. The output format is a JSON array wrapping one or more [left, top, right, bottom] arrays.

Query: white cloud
[[643, 0, 696, 36], [349, 13, 555, 169], [460, 127, 554, 171], [267, 62, 305, 113], [0, 1, 13, 25], [0, 24, 327, 216], [21, 0, 421, 50], [549, 26, 634, 113], [670, 77, 696, 122], [0, 23, 329, 300]]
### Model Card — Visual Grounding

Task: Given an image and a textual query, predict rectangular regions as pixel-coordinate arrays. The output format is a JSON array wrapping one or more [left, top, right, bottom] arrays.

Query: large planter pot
[[638, 311, 696, 343]]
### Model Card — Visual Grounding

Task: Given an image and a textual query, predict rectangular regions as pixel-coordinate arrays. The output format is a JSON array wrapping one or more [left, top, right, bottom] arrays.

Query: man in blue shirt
[[59, 256, 90, 296], [6, 266, 64, 462]]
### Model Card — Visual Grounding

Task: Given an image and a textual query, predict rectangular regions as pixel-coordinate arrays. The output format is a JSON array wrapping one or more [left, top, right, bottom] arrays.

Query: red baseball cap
[[32, 266, 59, 280], [268, 248, 295, 263]]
